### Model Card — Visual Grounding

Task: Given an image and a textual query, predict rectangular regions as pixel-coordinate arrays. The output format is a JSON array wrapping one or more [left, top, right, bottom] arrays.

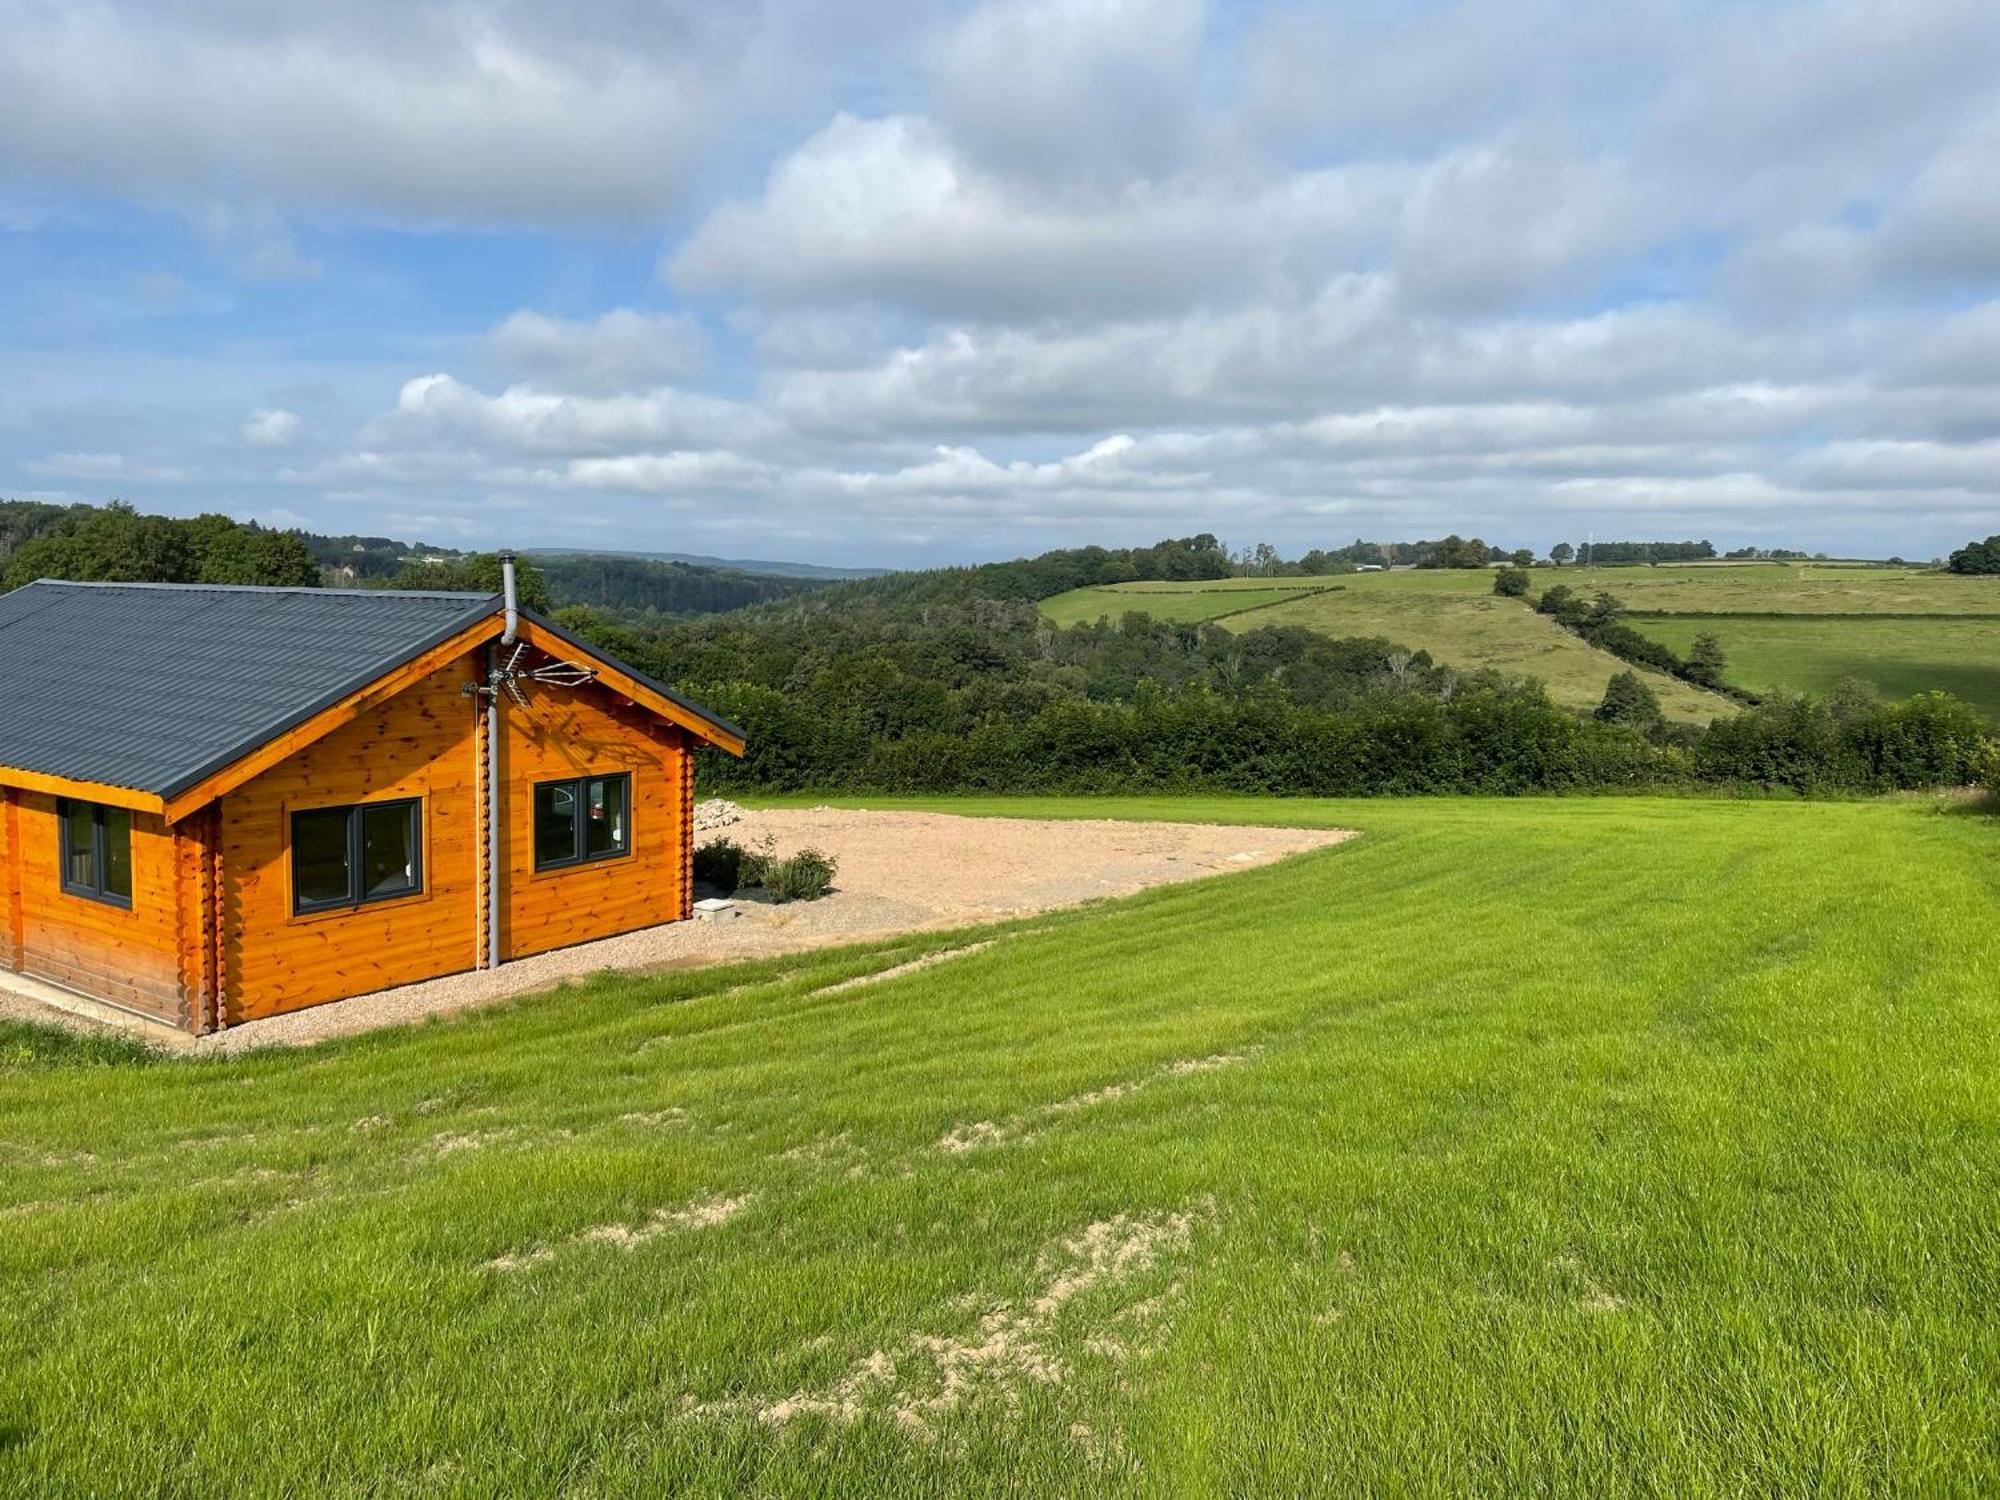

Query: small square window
[[58, 799, 133, 908], [291, 799, 423, 915], [534, 773, 631, 870]]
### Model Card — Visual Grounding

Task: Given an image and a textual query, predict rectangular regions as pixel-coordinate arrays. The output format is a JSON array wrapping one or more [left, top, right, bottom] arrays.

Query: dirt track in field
[[4, 809, 1351, 1054]]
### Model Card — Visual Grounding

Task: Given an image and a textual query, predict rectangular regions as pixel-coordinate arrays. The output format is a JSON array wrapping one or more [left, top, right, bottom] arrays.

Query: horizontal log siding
[[218, 654, 482, 1023], [499, 649, 689, 961], [6, 791, 183, 1023]]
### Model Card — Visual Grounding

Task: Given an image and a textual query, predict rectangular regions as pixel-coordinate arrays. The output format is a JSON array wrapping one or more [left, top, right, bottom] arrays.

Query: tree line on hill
[[527, 553, 823, 614], [1948, 535, 2000, 575], [3, 502, 1991, 798], [551, 543, 1993, 799], [0, 501, 320, 590], [0, 500, 831, 615]]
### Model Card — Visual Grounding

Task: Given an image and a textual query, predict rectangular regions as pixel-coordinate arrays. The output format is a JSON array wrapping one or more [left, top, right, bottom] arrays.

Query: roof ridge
[[27, 578, 498, 602]]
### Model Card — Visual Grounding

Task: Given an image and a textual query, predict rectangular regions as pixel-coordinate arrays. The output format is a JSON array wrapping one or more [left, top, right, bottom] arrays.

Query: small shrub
[[737, 833, 777, 889], [765, 848, 839, 903], [692, 837, 746, 894], [1493, 566, 1531, 598]]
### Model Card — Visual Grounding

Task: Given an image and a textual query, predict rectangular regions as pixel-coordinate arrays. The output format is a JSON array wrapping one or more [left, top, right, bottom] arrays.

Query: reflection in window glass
[[62, 801, 96, 890], [292, 807, 352, 909], [58, 799, 132, 906], [101, 807, 132, 901], [535, 782, 578, 867], [360, 802, 418, 899], [586, 775, 627, 859]]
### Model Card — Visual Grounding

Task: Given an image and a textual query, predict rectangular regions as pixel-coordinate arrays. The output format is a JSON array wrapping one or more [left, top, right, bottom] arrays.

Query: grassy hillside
[[1560, 562, 2000, 615], [6, 795, 1999, 1495], [1045, 565, 2000, 722], [1039, 577, 1330, 626], [1044, 571, 1731, 722], [1633, 614, 2000, 720], [1243, 576, 1732, 722]]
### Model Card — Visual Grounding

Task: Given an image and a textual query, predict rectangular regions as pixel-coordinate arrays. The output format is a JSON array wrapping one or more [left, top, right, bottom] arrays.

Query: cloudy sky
[[2, 0, 1997, 567]]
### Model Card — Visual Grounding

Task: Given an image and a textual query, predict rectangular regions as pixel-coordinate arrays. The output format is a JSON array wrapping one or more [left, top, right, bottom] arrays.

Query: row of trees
[[1563, 539, 1717, 565], [529, 553, 821, 615], [542, 533, 1992, 798], [3, 507, 1990, 799], [682, 660, 1991, 800], [1948, 535, 2000, 575], [0, 502, 319, 591], [1533, 585, 1734, 695], [0, 501, 850, 618]]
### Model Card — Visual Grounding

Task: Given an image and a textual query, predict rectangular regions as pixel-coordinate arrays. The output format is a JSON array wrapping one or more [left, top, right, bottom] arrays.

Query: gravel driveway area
[[6, 808, 1351, 1053]]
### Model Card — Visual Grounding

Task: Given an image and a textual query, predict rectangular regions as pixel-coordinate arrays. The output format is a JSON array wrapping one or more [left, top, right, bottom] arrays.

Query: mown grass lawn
[[5, 796, 1999, 1496]]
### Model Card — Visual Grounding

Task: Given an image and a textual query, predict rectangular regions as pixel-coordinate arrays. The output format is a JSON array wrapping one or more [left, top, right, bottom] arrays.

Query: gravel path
[[7, 809, 1351, 1054]]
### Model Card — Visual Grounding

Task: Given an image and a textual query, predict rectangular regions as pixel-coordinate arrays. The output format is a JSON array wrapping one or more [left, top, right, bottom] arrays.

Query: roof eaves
[[29, 579, 494, 601], [518, 608, 747, 746]]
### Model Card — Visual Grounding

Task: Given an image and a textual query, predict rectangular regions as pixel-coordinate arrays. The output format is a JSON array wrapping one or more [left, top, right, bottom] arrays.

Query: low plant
[[737, 833, 777, 890], [691, 837, 746, 894], [764, 847, 838, 903]]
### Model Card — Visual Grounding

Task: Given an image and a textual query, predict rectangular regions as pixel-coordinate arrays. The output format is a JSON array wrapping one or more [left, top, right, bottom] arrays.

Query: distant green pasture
[[1633, 613, 2000, 719]]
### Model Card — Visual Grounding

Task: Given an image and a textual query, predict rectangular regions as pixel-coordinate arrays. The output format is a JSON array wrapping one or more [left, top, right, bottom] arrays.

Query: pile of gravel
[[694, 799, 746, 832]]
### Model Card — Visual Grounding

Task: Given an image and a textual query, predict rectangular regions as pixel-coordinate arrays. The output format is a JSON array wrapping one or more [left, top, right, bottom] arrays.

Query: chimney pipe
[[499, 549, 518, 645]]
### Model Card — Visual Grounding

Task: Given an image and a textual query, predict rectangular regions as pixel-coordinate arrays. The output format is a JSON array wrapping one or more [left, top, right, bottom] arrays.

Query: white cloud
[[0, 0, 908, 225], [27, 451, 191, 483], [243, 408, 303, 447], [487, 309, 708, 393], [929, 0, 1209, 183], [3, 0, 2000, 563], [673, 113, 1403, 319], [380, 373, 776, 456]]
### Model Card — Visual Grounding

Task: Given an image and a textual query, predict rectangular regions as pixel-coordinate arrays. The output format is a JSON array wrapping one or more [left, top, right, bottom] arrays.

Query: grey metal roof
[[0, 580, 498, 797]]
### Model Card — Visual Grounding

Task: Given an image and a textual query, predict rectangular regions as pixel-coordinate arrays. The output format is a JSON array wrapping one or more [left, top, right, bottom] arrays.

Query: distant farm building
[[0, 568, 743, 1033]]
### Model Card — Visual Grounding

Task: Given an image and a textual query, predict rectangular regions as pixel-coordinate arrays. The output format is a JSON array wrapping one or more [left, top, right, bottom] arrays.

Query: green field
[[1039, 577, 1330, 626], [1633, 614, 2000, 721], [1042, 566, 2000, 722], [7, 794, 2000, 1495], [1557, 563, 2000, 616], [1044, 571, 1731, 722]]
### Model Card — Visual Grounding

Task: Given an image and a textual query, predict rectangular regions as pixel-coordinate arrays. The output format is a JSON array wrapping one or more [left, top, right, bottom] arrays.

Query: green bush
[[1596, 670, 1664, 736], [737, 834, 776, 889], [691, 837, 746, 894], [765, 848, 838, 903]]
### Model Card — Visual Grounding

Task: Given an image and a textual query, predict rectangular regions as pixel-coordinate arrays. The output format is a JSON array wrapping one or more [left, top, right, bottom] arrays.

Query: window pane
[[535, 783, 578, 866], [360, 803, 419, 900], [293, 807, 352, 908], [585, 776, 628, 858], [62, 802, 97, 890], [100, 807, 132, 901]]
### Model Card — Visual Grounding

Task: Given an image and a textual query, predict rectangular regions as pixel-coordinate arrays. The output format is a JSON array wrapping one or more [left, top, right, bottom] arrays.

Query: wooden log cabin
[[0, 566, 744, 1034]]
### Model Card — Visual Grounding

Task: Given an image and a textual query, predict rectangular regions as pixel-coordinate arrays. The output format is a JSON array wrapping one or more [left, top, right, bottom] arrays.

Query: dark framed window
[[58, 799, 133, 908], [534, 773, 631, 871], [291, 798, 423, 915]]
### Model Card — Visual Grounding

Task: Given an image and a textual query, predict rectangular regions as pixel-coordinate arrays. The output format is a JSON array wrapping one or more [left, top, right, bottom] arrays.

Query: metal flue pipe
[[499, 549, 519, 645], [487, 548, 516, 970]]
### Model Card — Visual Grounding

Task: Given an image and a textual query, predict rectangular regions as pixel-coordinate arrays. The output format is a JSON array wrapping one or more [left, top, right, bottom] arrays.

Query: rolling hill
[[1041, 572, 1734, 723], [1043, 563, 2000, 722]]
